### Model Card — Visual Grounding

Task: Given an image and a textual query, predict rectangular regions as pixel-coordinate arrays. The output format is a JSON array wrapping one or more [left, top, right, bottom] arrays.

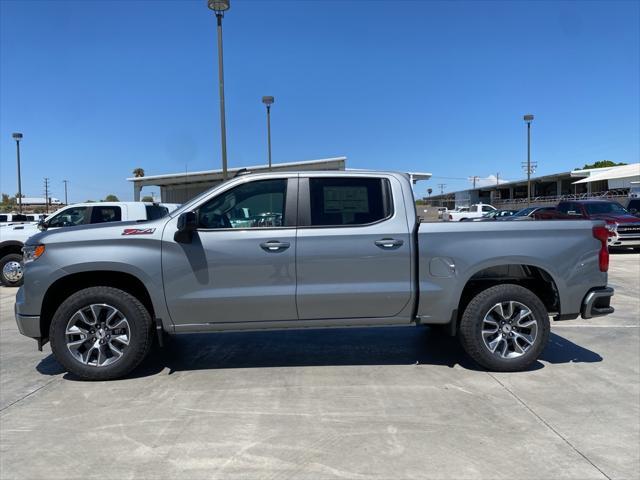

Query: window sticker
[[323, 186, 369, 213]]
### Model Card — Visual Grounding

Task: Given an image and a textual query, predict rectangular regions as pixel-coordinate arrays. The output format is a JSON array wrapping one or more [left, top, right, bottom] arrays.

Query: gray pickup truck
[[15, 171, 614, 380]]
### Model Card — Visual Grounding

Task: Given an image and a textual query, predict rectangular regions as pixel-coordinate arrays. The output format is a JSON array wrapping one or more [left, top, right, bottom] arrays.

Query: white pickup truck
[[0, 202, 179, 287], [447, 203, 496, 222]]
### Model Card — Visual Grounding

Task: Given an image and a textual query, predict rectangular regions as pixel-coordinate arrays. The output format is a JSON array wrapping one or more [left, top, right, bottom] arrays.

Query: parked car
[[535, 200, 640, 250], [0, 213, 42, 224], [464, 209, 517, 221], [626, 199, 640, 217], [0, 202, 180, 287], [15, 171, 614, 380], [446, 203, 496, 221], [504, 206, 557, 221]]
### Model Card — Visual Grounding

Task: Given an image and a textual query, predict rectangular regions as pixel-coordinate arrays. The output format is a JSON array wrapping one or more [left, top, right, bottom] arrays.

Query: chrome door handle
[[374, 238, 404, 249], [260, 241, 290, 252]]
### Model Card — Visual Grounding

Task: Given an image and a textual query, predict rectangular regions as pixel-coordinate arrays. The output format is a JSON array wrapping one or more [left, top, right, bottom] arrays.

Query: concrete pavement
[[1, 253, 638, 479]]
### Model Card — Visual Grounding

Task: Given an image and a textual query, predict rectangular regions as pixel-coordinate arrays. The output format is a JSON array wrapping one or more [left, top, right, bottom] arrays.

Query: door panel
[[162, 178, 298, 326], [296, 176, 412, 320]]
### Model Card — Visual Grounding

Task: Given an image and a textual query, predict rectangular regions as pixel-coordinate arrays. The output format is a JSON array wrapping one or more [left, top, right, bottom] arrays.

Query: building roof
[[127, 157, 348, 187], [572, 163, 640, 184]]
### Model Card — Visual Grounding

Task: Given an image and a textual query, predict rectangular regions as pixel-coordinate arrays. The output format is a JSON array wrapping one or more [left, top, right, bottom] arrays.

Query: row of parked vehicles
[[438, 199, 640, 250], [0, 202, 179, 287]]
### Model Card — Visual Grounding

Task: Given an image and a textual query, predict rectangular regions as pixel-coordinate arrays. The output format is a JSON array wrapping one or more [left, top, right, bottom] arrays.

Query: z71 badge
[[122, 228, 156, 235]]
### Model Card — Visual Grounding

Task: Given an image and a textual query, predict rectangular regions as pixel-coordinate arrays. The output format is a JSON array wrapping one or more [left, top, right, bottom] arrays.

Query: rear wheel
[[50, 287, 153, 380], [459, 284, 550, 371], [0, 253, 24, 287]]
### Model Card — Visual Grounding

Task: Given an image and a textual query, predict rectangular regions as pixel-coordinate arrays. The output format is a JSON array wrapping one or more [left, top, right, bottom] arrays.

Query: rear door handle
[[374, 238, 404, 249], [260, 241, 290, 252]]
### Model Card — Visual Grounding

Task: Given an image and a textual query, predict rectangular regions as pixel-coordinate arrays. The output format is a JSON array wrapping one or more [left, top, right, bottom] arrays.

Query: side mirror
[[37, 219, 48, 231], [174, 211, 197, 243]]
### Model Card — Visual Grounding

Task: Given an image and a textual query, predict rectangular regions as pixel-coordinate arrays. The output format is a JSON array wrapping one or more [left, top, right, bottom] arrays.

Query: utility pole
[[469, 176, 480, 188], [438, 183, 446, 195], [63, 180, 69, 205], [496, 172, 500, 187], [44, 178, 50, 213]]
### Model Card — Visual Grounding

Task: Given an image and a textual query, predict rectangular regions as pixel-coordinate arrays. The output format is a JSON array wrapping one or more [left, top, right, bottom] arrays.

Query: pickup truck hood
[[588, 213, 639, 224], [26, 219, 165, 245]]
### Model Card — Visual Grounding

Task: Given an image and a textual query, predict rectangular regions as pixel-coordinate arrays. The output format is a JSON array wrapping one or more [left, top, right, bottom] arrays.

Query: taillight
[[592, 226, 609, 272]]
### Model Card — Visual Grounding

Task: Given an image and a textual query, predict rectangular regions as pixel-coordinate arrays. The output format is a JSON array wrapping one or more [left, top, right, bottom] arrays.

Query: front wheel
[[49, 287, 154, 380], [0, 253, 24, 287], [459, 284, 550, 372]]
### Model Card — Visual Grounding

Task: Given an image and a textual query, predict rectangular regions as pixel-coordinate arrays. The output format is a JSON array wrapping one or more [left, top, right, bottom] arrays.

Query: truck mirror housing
[[174, 211, 197, 243], [37, 219, 48, 232]]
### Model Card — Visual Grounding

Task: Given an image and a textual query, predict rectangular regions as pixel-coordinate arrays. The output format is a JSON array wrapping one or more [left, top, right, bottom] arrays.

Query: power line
[[437, 183, 447, 195]]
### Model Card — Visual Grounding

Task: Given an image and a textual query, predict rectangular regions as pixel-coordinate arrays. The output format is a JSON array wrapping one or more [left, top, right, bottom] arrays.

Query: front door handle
[[260, 241, 290, 252], [374, 238, 404, 249]]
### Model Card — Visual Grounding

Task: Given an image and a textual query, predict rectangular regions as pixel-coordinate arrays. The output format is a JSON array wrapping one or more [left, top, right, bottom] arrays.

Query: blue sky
[[1, 0, 638, 202]]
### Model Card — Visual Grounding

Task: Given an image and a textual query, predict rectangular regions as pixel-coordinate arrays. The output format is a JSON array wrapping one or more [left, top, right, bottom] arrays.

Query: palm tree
[[132, 168, 145, 178]]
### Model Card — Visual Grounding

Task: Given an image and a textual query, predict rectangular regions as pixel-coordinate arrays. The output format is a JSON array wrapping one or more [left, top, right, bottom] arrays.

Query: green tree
[[1, 193, 10, 204], [141, 195, 154, 202], [104, 194, 120, 202], [132, 168, 145, 178], [581, 160, 626, 169]]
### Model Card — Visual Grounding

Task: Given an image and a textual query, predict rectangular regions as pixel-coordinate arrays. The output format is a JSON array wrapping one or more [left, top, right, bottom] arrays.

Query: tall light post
[[262, 96, 274, 170], [523, 114, 534, 206], [208, 0, 231, 180], [12, 133, 23, 213], [63, 180, 69, 205]]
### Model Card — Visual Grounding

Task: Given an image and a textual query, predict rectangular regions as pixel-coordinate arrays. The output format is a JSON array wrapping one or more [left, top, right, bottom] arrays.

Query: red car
[[535, 200, 640, 250]]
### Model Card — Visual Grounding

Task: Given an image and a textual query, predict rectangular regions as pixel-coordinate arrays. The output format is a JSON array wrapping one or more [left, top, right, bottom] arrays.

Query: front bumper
[[581, 287, 614, 319], [14, 304, 41, 338]]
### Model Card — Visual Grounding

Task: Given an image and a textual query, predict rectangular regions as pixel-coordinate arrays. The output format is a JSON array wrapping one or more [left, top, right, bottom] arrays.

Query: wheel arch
[[455, 263, 560, 330], [40, 271, 156, 340], [0, 240, 25, 258]]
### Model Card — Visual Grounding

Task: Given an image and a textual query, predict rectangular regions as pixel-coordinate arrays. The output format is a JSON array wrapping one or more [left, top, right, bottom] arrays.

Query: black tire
[[50, 286, 153, 380], [459, 284, 550, 372], [0, 253, 24, 287]]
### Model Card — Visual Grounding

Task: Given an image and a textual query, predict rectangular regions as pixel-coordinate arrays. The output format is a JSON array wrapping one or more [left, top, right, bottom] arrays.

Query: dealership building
[[128, 157, 347, 203], [128, 156, 432, 203], [426, 163, 640, 209]]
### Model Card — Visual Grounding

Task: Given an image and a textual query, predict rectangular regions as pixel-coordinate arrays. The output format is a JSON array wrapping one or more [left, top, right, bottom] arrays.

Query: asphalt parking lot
[[1, 254, 638, 480]]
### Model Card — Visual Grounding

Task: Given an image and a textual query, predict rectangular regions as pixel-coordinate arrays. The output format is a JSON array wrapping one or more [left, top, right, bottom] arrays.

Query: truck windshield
[[584, 202, 628, 215]]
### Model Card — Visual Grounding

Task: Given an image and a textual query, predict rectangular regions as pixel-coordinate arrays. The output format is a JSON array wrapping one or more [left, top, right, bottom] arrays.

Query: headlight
[[23, 244, 46, 263]]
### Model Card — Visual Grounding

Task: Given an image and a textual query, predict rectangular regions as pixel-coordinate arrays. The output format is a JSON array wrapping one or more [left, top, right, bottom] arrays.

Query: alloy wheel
[[65, 304, 131, 367], [481, 301, 538, 359]]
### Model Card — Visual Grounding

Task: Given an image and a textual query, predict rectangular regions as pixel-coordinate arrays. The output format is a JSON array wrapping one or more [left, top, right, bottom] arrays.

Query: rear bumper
[[581, 287, 614, 319]]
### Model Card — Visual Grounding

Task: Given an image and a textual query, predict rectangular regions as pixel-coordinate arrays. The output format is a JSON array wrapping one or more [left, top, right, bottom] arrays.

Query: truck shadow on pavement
[[36, 327, 602, 380]]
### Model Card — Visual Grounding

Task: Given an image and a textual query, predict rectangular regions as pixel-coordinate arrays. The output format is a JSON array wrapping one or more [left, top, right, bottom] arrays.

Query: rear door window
[[308, 177, 391, 226], [145, 205, 169, 220], [90, 206, 122, 224]]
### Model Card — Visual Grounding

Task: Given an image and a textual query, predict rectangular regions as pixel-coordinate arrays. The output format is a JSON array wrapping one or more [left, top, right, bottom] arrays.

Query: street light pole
[[523, 114, 534, 207], [63, 180, 69, 205], [262, 96, 274, 170], [12, 133, 23, 213], [208, 0, 231, 180]]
